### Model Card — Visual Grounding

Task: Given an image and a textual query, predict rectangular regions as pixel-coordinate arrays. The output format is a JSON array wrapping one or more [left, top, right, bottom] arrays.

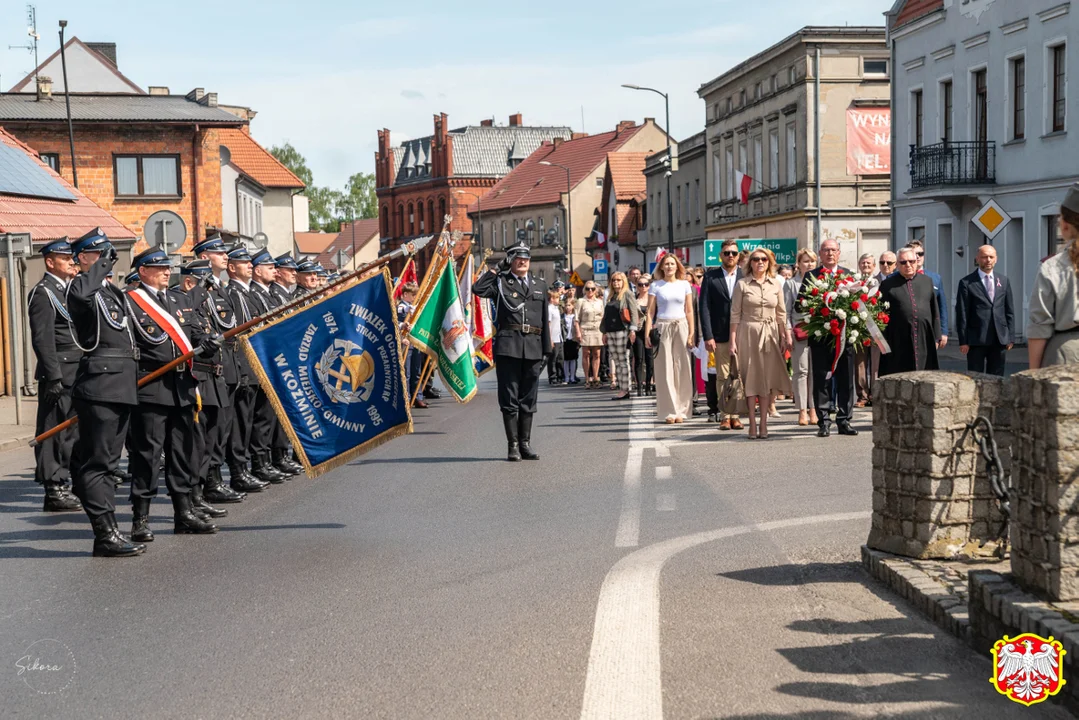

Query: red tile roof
[[476, 124, 650, 213], [893, 0, 944, 29], [317, 219, 380, 269], [219, 128, 305, 189], [607, 152, 648, 201], [295, 231, 338, 255], [0, 127, 136, 244]]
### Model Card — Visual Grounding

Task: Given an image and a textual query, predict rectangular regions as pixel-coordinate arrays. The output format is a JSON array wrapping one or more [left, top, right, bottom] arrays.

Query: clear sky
[[1, 0, 891, 190]]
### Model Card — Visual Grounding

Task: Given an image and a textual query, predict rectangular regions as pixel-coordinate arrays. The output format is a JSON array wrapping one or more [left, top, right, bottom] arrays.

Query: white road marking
[[654, 466, 672, 481], [615, 399, 660, 548], [656, 494, 676, 512], [581, 511, 871, 720]]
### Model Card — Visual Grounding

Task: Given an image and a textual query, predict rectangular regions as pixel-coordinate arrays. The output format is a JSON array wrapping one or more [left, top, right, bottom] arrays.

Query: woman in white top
[[644, 254, 696, 423]]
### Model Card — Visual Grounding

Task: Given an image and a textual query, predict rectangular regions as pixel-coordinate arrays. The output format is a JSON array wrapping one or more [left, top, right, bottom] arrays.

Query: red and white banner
[[393, 257, 418, 301], [846, 107, 891, 175], [128, 288, 195, 368], [734, 170, 752, 204]]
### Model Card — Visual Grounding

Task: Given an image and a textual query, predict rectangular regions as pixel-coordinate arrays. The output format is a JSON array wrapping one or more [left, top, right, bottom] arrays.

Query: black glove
[[41, 379, 64, 405], [202, 274, 216, 290], [497, 257, 511, 272], [102, 242, 118, 265], [195, 333, 224, 358]]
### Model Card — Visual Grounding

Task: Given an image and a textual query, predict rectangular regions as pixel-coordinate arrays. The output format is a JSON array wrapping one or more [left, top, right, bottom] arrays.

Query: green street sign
[[703, 238, 799, 267]]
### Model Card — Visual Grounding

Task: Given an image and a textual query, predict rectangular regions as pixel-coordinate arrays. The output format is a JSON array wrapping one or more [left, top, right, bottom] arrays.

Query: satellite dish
[[253, 232, 269, 248], [145, 210, 187, 254]]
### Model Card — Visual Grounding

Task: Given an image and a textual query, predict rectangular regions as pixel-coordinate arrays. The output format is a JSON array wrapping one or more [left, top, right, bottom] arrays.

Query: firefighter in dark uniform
[[179, 259, 235, 519], [272, 253, 299, 304], [221, 246, 270, 494], [246, 249, 293, 482], [294, 259, 321, 299], [27, 238, 83, 512], [66, 229, 145, 556], [123, 270, 140, 290], [125, 248, 223, 540], [474, 241, 552, 461], [190, 236, 248, 503]]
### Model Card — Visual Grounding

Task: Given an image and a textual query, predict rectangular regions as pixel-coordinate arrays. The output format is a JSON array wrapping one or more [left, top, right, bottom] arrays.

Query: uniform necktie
[[158, 290, 169, 309], [984, 275, 994, 301]]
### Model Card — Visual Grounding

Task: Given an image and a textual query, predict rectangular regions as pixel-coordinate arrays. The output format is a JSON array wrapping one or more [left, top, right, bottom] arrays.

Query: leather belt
[[139, 360, 187, 374], [193, 362, 224, 377], [505, 324, 542, 335], [89, 348, 137, 360]]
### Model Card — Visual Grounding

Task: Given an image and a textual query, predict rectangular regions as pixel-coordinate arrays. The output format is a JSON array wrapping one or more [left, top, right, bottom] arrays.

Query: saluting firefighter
[[247, 249, 296, 482], [125, 247, 224, 542], [65, 229, 144, 556], [222, 246, 270, 494], [474, 241, 552, 461], [179, 259, 238, 519], [27, 238, 83, 512]]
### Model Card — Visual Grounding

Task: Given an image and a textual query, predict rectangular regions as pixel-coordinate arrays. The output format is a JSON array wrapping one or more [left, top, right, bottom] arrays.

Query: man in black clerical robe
[[878, 247, 942, 376]]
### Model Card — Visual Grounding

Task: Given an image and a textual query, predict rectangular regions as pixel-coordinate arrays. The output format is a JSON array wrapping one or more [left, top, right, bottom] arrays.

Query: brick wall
[[4, 124, 223, 254]]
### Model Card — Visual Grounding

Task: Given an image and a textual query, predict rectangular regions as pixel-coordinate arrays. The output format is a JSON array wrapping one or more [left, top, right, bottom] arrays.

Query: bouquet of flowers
[[794, 269, 892, 377]]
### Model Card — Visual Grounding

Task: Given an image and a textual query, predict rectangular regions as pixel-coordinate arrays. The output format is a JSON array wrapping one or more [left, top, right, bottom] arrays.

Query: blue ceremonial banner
[[242, 268, 413, 476]]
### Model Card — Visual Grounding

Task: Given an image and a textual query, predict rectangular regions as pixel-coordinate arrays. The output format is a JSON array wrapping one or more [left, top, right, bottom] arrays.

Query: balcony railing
[[909, 140, 995, 189]]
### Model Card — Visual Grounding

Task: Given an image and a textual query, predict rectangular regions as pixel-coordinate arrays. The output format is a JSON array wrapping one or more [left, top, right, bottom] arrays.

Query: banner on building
[[243, 269, 413, 476], [846, 107, 891, 176]]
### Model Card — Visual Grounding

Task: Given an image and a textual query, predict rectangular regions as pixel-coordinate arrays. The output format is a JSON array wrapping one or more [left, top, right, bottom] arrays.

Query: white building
[[887, 0, 1078, 338]]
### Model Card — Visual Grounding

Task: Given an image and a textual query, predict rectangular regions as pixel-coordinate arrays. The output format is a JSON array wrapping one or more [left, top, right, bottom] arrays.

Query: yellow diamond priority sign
[[972, 199, 1012, 241]]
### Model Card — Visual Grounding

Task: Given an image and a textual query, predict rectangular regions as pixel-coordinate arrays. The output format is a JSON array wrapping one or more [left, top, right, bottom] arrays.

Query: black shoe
[[252, 452, 286, 484], [205, 468, 245, 503], [837, 424, 859, 436], [92, 513, 145, 557], [131, 497, 155, 543], [503, 413, 521, 461], [518, 413, 539, 461], [192, 484, 228, 519], [707, 413, 718, 423], [817, 424, 831, 438], [230, 468, 265, 494], [272, 448, 303, 477], [425, 387, 442, 399], [43, 483, 82, 512], [173, 494, 218, 535]]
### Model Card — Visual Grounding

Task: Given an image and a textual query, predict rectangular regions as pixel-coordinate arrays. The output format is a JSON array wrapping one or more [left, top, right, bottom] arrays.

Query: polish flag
[[594, 231, 606, 246], [734, 170, 753, 204]]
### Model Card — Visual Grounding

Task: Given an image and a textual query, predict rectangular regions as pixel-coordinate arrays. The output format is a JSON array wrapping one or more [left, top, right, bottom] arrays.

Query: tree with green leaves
[[269, 143, 377, 232]]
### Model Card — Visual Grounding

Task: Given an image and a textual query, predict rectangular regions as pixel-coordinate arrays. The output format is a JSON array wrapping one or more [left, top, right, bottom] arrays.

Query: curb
[[0, 432, 34, 454], [861, 545, 971, 642]]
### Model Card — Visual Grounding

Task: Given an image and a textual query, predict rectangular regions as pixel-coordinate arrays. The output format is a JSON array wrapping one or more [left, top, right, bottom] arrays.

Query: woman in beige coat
[[730, 248, 792, 439]]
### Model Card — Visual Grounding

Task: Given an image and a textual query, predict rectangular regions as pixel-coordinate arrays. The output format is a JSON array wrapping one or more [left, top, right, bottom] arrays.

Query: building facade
[[640, 131, 708, 268], [473, 119, 669, 282], [888, 0, 1077, 339], [699, 27, 891, 270], [375, 113, 571, 274]]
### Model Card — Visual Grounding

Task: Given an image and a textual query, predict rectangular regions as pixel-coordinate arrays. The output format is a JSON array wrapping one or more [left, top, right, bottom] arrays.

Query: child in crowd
[[561, 298, 580, 384]]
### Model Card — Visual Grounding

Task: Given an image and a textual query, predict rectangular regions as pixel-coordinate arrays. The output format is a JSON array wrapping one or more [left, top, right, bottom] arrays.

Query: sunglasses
[[637, 282, 649, 287], [721, 251, 739, 257], [750, 257, 768, 263], [881, 261, 896, 266], [916, 251, 925, 257], [898, 259, 917, 266], [585, 286, 597, 291]]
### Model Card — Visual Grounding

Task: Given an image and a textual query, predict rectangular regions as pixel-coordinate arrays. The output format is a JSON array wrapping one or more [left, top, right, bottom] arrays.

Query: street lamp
[[622, 83, 674, 253], [538, 160, 571, 277], [453, 190, 482, 249]]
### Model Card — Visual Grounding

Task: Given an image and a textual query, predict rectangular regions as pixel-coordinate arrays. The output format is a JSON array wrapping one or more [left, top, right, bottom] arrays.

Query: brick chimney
[[571, 132, 588, 140], [86, 42, 117, 68], [480, 119, 493, 127], [185, 88, 206, 103], [509, 113, 523, 127], [35, 75, 52, 101], [616, 120, 636, 133], [552, 138, 564, 148], [148, 86, 170, 95]]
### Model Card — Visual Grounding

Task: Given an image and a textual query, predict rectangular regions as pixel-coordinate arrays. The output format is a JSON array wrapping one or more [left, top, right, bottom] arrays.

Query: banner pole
[[30, 235, 433, 448]]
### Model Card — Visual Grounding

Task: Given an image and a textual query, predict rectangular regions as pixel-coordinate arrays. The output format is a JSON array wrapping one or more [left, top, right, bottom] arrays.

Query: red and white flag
[[594, 231, 606, 246], [734, 170, 753, 204], [393, 257, 418, 302]]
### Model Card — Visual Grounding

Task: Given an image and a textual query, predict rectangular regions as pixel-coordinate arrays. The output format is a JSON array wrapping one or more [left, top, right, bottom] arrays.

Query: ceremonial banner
[[393, 257, 417, 301], [408, 257, 478, 403], [243, 269, 413, 476]]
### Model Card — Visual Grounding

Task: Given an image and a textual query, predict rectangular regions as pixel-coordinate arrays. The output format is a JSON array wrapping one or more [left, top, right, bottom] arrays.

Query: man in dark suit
[[955, 244, 1014, 376], [699, 239, 743, 429], [474, 241, 552, 462], [799, 238, 857, 437], [27, 238, 83, 512]]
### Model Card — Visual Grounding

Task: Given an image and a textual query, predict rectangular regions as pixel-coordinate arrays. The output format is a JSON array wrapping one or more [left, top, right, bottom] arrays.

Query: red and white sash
[[128, 287, 195, 368]]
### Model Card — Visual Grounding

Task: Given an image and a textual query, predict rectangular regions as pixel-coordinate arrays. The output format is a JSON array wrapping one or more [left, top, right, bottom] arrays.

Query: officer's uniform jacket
[[249, 281, 279, 315], [66, 257, 138, 406], [270, 282, 293, 306], [223, 279, 257, 383], [473, 269, 552, 361], [185, 281, 232, 407], [125, 286, 207, 408], [28, 272, 82, 387]]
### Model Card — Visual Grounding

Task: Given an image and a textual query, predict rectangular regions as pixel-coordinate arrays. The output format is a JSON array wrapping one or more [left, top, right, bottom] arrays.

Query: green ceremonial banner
[[408, 259, 478, 403]]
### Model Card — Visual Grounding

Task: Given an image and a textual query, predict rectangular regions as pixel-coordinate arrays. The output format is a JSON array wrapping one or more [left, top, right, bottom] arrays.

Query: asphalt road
[[0, 375, 1066, 719]]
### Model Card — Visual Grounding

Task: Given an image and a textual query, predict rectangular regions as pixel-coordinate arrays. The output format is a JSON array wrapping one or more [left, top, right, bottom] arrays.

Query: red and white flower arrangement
[[795, 268, 892, 377]]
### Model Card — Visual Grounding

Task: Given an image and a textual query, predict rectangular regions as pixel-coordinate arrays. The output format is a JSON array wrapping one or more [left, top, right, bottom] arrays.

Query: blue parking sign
[[593, 259, 608, 275]]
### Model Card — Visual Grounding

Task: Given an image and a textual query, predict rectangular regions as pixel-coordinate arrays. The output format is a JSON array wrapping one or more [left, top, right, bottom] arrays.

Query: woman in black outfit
[[632, 274, 655, 395]]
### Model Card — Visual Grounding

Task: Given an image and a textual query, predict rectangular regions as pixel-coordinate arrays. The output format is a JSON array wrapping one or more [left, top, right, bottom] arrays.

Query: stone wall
[[868, 371, 1007, 559]]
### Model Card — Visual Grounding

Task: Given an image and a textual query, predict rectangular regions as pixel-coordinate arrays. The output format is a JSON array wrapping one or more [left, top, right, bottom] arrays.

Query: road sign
[[593, 258, 608, 275], [594, 273, 609, 285], [972, 199, 1012, 241], [704, 238, 798, 267], [568, 271, 584, 287]]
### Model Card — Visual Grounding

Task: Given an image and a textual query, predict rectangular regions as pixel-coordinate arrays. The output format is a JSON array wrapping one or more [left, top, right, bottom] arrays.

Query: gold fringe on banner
[[241, 267, 414, 478]]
